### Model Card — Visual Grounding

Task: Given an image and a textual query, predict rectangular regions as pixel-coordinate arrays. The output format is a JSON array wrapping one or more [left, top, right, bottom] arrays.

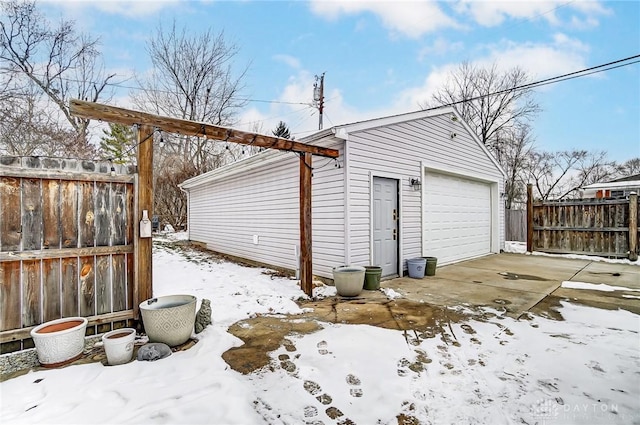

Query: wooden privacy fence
[[0, 156, 137, 353], [505, 209, 526, 242], [526, 185, 638, 260]]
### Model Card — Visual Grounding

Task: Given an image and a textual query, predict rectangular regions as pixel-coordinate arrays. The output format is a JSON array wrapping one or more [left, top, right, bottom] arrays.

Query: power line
[[20, 71, 313, 106], [424, 54, 640, 111]]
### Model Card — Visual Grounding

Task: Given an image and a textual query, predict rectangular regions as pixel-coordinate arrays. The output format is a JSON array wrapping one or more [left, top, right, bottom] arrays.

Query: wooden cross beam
[[69, 99, 339, 158], [70, 99, 330, 300]]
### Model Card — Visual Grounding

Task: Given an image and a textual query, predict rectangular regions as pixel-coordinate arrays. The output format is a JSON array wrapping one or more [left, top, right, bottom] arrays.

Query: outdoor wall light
[[410, 177, 422, 191]]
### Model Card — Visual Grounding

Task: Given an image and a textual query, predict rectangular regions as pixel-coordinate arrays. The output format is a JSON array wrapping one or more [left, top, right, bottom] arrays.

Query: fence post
[[526, 184, 533, 253], [629, 192, 638, 261]]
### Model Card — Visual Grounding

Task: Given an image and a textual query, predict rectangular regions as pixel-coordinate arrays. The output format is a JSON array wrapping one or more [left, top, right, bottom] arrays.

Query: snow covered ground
[[1, 234, 639, 424], [504, 241, 639, 265]]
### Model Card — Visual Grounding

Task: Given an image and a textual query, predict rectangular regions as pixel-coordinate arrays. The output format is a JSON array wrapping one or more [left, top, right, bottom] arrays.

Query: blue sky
[[43, 0, 639, 162]]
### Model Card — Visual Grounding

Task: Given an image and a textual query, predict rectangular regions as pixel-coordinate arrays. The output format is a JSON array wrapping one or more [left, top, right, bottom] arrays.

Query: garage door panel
[[423, 172, 491, 265]]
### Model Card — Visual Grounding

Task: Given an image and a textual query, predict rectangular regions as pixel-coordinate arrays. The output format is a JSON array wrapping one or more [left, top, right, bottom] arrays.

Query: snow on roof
[[582, 179, 640, 190]]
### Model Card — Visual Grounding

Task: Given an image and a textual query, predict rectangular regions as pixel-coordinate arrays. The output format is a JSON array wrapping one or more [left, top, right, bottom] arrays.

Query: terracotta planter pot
[[30, 317, 88, 368]]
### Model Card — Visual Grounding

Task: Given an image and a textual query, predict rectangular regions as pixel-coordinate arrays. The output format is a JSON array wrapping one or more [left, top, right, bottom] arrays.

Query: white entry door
[[373, 177, 398, 277], [423, 171, 492, 265]]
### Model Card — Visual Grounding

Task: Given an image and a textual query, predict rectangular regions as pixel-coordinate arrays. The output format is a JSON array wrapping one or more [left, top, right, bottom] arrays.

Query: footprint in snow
[[397, 358, 411, 377], [346, 374, 363, 397], [304, 405, 318, 418], [460, 324, 476, 335], [304, 380, 322, 396], [317, 340, 329, 355]]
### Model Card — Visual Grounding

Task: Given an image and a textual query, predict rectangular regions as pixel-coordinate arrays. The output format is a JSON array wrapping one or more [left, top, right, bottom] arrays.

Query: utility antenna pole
[[313, 73, 325, 130]]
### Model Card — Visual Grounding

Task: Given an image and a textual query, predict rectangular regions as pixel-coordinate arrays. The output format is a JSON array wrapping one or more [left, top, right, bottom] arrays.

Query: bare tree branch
[[0, 0, 114, 147]]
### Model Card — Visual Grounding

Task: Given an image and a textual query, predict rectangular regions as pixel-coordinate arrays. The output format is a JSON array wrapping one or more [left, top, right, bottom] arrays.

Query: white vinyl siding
[[345, 114, 504, 272], [185, 138, 345, 279], [182, 108, 504, 281]]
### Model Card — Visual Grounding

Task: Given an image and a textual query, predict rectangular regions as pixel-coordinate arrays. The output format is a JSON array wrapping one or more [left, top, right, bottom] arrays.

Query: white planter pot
[[139, 295, 196, 347], [102, 328, 136, 366], [333, 266, 366, 297], [30, 317, 88, 368]]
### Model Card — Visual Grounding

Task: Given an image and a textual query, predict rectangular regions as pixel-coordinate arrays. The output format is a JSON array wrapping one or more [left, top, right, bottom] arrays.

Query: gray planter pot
[[333, 266, 365, 297]]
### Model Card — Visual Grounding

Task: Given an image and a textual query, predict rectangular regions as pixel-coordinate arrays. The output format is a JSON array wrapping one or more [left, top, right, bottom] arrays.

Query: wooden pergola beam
[[70, 99, 339, 158], [70, 99, 330, 299]]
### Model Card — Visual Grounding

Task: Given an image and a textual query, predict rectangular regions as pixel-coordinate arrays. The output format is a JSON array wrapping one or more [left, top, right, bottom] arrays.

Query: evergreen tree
[[272, 121, 291, 139], [100, 123, 136, 164]]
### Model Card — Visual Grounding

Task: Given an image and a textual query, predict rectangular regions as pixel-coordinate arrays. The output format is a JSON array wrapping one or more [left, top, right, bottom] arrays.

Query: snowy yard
[[1, 233, 639, 424]]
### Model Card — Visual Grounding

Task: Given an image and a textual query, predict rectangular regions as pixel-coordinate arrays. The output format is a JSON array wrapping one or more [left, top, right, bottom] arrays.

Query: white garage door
[[423, 171, 492, 265]]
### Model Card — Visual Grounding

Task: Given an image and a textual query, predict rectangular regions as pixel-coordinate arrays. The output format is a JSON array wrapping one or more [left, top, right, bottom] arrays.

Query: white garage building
[[179, 107, 505, 280]]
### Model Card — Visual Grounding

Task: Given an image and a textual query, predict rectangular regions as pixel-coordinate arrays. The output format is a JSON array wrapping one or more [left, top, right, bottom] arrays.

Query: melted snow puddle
[[561, 281, 640, 292]]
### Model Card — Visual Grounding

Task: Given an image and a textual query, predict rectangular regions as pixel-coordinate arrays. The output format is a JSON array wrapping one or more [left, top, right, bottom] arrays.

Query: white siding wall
[[186, 138, 345, 279], [346, 114, 504, 271]]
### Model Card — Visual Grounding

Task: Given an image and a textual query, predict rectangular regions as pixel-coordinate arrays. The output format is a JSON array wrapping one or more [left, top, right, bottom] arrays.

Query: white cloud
[[273, 54, 302, 70], [42, 0, 181, 19], [455, 0, 610, 28], [308, 0, 459, 38], [397, 34, 590, 109], [455, 0, 561, 26], [418, 37, 464, 60], [481, 35, 589, 80]]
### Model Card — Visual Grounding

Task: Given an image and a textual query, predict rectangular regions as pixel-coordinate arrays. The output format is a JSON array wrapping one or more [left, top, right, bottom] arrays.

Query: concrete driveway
[[383, 253, 640, 318]]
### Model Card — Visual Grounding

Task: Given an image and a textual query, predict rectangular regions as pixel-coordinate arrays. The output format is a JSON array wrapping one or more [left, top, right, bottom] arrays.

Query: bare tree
[[0, 79, 96, 157], [492, 124, 536, 208], [427, 62, 541, 154], [0, 0, 115, 147], [528, 150, 615, 200], [614, 157, 640, 177], [131, 22, 249, 227], [131, 22, 249, 173]]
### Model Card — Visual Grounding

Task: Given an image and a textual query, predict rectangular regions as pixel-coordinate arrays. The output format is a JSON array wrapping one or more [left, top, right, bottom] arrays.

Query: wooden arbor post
[[526, 184, 533, 253], [300, 153, 313, 296], [629, 192, 638, 261], [135, 125, 154, 319]]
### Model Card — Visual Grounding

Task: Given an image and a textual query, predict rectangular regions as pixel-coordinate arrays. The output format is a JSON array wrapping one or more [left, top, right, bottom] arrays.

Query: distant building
[[581, 174, 640, 199]]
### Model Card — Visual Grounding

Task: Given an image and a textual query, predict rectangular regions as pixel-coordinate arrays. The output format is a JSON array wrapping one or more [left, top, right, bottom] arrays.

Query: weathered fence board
[[43, 180, 61, 249], [61, 181, 78, 248], [22, 260, 41, 327], [79, 181, 95, 248], [22, 179, 43, 251], [527, 187, 638, 259], [0, 262, 21, 331], [61, 257, 79, 317], [43, 258, 61, 322], [1, 177, 22, 252], [112, 254, 127, 312], [0, 157, 137, 351], [96, 255, 111, 315], [96, 182, 110, 246], [79, 256, 95, 317], [505, 209, 526, 242]]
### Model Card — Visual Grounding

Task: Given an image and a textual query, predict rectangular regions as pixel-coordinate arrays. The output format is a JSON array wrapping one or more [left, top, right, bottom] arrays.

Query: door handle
[[393, 228, 397, 240], [393, 209, 397, 221]]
